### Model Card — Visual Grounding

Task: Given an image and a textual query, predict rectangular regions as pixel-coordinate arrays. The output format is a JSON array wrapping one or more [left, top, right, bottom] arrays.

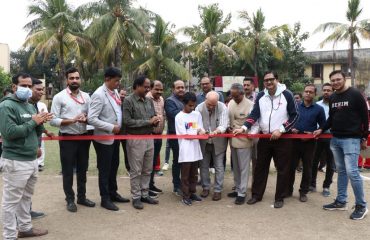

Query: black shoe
[[141, 197, 159, 205], [235, 196, 246, 205], [350, 205, 368, 220], [274, 200, 284, 208], [101, 200, 119, 211], [77, 198, 96, 207], [190, 194, 202, 202], [111, 194, 130, 203], [149, 191, 159, 199], [247, 197, 260, 205], [227, 192, 238, 198], [30, 210, 45, 220], [323, 200, 347, 211], [182, 198, 192, 206], [299, 193, 308, 202], [132, 198, 144, 210], [66, 201, 77, 212], [38, 165, 44, 172], [149, 185, 163, 194]]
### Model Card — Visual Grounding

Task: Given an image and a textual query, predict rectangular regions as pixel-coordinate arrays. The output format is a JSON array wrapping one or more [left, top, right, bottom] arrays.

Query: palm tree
[[314, 0, 370, 86], [23, 0, 93, 89], [232, 8, 286, 78], [183, 3, 237, 78], [136, 16, 189, 80], [76, 0, 151, 68]]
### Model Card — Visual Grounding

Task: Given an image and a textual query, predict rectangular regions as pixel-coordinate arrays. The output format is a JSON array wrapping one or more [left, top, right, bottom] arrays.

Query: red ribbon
[[37, 133, 334, 141]]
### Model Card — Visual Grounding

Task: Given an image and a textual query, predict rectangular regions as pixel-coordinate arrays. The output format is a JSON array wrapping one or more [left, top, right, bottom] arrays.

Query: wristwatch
[[279, 125, 286, 134]]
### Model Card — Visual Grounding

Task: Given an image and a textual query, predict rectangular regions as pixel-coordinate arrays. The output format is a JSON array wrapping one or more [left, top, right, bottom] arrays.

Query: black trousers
[[150, 139, 162, 188], [121, 140, 130, 172], [252, 138, 292, 201], [289, 139, 316, 194], [93, 140, 120, 201], [311, 139, 335, 189], [59, 133, 91, 202], [169, 139, 181, 190]]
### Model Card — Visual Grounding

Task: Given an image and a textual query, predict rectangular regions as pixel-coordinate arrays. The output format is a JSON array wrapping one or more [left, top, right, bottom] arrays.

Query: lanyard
[[66, 88, 85, 105], [107, 89, 122, 106]]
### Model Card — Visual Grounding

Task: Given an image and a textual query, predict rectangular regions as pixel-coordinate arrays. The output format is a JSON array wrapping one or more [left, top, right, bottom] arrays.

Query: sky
[[1, 0, 370, 52]]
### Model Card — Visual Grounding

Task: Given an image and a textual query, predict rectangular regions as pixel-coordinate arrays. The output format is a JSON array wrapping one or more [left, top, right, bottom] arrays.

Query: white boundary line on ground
[[361, 175, 370, 181]]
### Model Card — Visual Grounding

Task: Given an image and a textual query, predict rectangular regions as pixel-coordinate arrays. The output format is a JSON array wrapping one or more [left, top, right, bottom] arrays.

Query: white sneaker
[[162, 163, 169, 171], [210, 168, 215, 174]]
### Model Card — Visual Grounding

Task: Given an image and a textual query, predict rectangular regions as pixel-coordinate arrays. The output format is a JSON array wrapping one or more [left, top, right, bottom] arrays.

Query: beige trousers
[[1, 157, 38, 240], [127, 139, 154, 199]]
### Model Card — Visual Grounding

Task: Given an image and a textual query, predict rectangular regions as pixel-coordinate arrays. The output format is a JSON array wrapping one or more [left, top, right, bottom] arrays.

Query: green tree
[[23, 0, 93, 89], [0, 67, 11, 94], [183, 3, 237, 78], [10, 49, 58, 82], [136, 16, 189, 81], [76, 0, 151, 68], [275, 23, 312, 88], [232, 8, 287, 80], [314, 0, 370, 86]]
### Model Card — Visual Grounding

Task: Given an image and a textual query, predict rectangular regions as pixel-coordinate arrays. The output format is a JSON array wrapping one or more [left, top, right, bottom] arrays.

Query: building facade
[[0, 43, 10, 73], [304, 48, 370, 90]]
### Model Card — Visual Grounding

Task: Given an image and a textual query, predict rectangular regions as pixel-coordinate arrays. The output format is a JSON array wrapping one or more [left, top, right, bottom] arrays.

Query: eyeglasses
[[263, 78, 275, 83], [68, 77, 80, 80]]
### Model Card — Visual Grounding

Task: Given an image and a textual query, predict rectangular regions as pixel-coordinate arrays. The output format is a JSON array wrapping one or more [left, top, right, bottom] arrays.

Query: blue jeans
[[330, 137, 366, 207]]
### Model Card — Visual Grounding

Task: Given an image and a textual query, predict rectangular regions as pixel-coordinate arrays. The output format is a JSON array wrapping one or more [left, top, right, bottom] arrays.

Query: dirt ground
[[1, 171, 370, 240]]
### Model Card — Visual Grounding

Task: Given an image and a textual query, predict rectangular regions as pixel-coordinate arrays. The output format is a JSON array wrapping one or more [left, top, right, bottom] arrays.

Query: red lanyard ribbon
[[66, 88, 85, 105]]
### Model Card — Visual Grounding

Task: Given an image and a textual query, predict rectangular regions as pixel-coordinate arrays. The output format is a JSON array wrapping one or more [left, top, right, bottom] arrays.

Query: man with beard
[[314, 70, 369, 220], [165, 80, 186, 196], [51, 67, 96, 212], [0, 73, 50, 239]]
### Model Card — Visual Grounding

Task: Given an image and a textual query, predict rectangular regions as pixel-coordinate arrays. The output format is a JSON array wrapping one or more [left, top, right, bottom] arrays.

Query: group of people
[[0, 67, 368, 239]]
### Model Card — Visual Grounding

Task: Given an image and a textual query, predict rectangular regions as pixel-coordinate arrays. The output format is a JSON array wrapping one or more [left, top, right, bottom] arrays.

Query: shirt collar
[[133, 93, 146, 102]]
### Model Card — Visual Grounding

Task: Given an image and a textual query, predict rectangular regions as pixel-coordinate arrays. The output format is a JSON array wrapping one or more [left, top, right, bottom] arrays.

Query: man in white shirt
[[51, 67, 95, 212]]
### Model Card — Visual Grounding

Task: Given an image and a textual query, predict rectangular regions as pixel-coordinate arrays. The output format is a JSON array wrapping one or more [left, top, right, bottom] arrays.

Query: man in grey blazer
[[196, 91, 229, 201], [88, 67, 130, 211]]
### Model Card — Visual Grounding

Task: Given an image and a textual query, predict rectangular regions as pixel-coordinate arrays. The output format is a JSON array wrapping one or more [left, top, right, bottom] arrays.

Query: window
[[341, 64, 351, 77], [312, 64, 323, 79]]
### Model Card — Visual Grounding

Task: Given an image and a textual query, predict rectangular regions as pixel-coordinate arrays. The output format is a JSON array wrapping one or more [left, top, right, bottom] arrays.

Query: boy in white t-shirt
[[175, 92, 205, 206]]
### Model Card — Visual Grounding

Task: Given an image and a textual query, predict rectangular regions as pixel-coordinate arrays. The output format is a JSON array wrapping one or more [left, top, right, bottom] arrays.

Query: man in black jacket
[[165, 80, 186, 196], [314, 70, 368, 220]]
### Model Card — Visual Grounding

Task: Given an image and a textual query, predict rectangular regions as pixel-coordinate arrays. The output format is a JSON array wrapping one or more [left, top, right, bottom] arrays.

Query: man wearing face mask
[[51, 67, 96, 212], [0, 73, 51, 239]]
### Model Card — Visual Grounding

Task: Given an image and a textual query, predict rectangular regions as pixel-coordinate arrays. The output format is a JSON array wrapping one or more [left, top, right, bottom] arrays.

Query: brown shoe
[[200, 189, 210, 198], [212, 192, 222, 201], [18, 228, 48, 238]]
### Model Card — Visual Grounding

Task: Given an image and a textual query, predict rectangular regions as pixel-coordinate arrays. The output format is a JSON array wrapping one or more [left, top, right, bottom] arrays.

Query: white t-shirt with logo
[[175, 111, 204, 163]]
